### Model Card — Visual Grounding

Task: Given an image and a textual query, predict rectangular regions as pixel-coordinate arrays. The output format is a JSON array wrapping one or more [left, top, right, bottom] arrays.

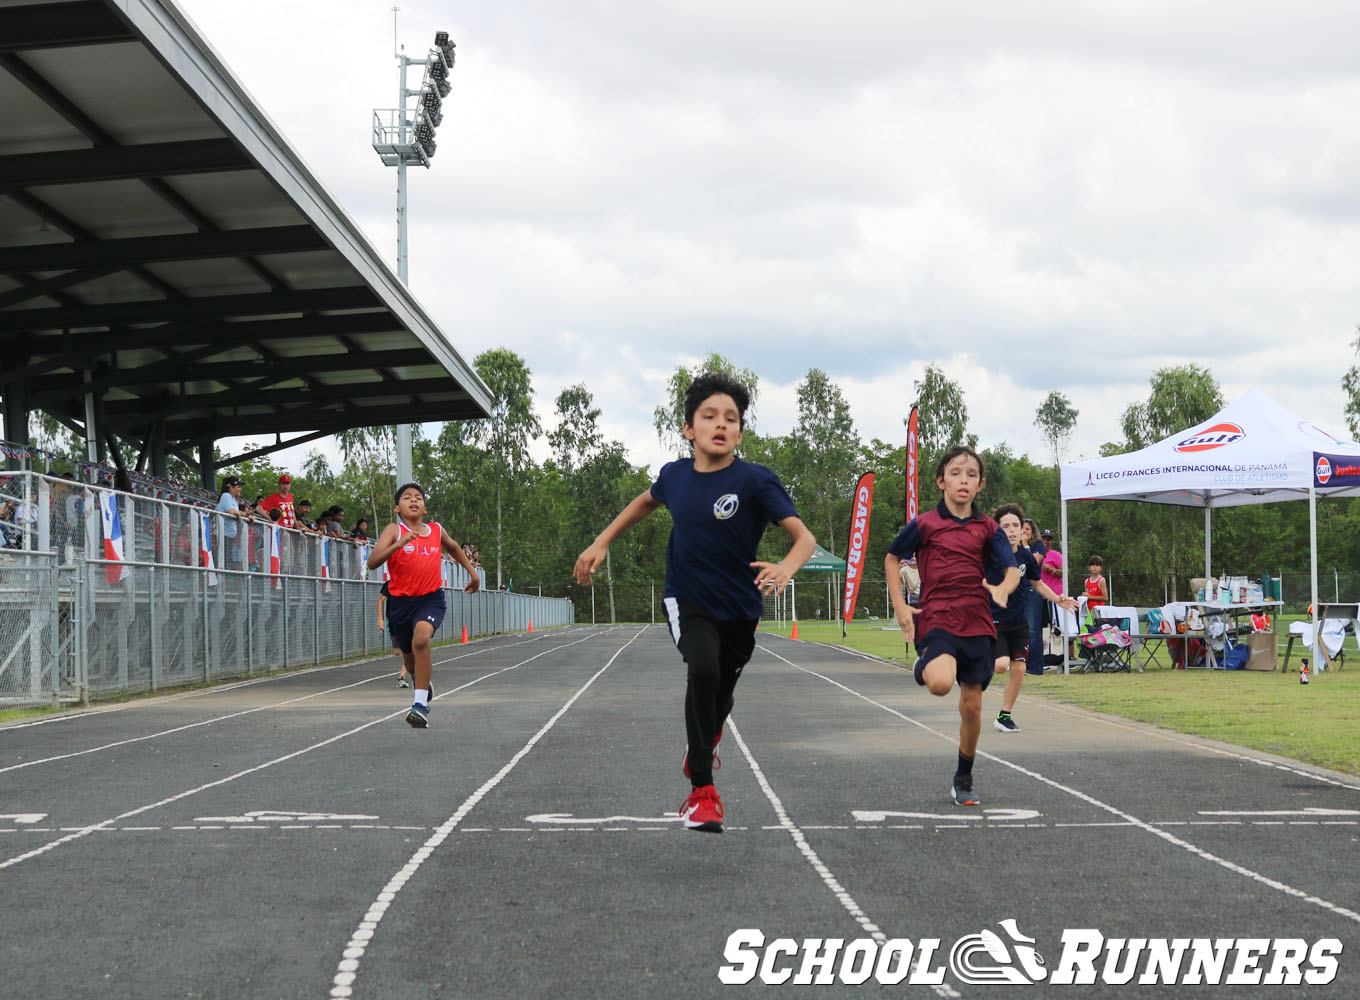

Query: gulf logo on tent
[[1174, 422, 1244, 453], [1316, 456, 1332, 484]]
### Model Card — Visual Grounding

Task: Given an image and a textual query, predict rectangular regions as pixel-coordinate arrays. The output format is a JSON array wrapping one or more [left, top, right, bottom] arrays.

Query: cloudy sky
[[175, 0, 1360, 475]]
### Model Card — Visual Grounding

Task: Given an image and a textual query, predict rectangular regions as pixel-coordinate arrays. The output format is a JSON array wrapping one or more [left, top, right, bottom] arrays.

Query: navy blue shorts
[[919, 628, 995, 690], [992, 621, 1030, 664], [386, 589, 446, 653]]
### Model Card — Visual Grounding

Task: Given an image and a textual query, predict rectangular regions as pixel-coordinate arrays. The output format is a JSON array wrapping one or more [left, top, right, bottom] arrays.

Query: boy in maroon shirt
[[885, 446, 1020, 806]]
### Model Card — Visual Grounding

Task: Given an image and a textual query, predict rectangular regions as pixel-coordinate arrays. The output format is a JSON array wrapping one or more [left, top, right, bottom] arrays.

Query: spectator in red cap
[[258, 474, 297, 528]]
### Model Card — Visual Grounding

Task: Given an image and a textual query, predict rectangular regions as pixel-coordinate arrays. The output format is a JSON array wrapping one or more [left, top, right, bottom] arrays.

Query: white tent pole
[[1204, 497, 1212, 597], [1061, 498, 1070, 676], [1309, 485, 1320, 662]]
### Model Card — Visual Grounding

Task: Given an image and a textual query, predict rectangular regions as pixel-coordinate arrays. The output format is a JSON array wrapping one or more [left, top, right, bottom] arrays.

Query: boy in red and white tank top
[[1084, 554, 1108, 610], [367, 483, 481, 728]]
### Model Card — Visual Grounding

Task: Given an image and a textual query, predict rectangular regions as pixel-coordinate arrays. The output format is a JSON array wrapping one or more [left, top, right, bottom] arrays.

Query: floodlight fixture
[[371, 21, 458, 484], [435, 31, 455, 69], [421, 89, 443, 126]]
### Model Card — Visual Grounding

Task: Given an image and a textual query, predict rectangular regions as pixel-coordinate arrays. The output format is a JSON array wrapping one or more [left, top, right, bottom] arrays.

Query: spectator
[[0, 497, 15, 548], [325, 506, 347, 537], [172, 521, 193, 564], [216, 475, 252, 569], [258, 475, 297, 528], [313, 509, 333, 534], [1040, 532, 1073, 662], [349, 517, 370, 542], [295, 499, 314, 530], [11, 494, 38, 549], [1022, 519, 1047, 675]]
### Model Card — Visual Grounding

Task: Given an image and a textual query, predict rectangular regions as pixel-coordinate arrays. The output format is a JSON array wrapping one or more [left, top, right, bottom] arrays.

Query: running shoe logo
[[713, 493, 739, 520], [949, 919, 1047, 984]]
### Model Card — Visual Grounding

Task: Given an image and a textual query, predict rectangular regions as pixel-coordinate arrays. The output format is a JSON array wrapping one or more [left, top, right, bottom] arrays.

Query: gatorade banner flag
[[98, 491, 129, 584], [905, 405, 919, 524], [269, 525, 282, 588], [199, 512, 217, 586], [841, 471, 876, 634]]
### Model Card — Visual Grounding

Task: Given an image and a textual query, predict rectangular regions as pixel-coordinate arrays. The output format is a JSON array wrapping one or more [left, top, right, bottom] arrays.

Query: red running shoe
[[681, 726, 723, 779], [680, 784, 724, 833]]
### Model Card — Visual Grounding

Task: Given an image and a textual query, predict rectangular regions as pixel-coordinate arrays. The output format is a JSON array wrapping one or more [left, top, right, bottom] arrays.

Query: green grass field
[[762, 618, 1360, 776]]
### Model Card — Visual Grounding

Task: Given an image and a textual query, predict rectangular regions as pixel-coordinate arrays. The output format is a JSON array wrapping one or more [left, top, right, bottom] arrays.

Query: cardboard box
[[1244, 632, 1277, 671]]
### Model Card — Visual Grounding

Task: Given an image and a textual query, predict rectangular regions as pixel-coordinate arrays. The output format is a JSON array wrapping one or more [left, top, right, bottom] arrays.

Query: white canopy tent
[[1058, 387, 1360, 658]]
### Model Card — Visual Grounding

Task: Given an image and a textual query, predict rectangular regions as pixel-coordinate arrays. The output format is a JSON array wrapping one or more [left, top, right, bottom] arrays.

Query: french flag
[[269, 525, 281, 588], [199, 512, 217, 586], [320, 537, 331, 593], [98, 491, 128, 584]]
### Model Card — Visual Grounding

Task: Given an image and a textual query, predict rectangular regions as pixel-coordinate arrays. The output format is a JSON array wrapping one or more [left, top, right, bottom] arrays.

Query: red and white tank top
[[1084, 574, 1106, 608], [386, 522, 444, 597]]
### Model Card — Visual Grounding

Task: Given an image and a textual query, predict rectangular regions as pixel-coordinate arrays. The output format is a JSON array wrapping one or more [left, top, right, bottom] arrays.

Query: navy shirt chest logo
[[713, 493, 739, 520]]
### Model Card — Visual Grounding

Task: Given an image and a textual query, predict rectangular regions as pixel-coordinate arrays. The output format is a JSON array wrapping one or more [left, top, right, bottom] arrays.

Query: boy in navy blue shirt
[[574, 373, 815, 833], [884, 446, 1020, 806], [989, 504, 1078, 733]]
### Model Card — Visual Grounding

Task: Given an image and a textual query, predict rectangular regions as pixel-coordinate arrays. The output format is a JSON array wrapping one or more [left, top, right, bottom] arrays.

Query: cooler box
[[1244, 632, 1277, 671]]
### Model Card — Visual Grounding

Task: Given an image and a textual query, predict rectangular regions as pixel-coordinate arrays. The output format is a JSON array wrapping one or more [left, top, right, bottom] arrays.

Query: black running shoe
[[913, 657, 927, 686], [951, 775, 979, 806], [994, 713, 1020, 733]]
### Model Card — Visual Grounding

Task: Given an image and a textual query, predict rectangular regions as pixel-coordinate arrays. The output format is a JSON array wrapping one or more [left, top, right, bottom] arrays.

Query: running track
[[2, 625, 1357, 998]]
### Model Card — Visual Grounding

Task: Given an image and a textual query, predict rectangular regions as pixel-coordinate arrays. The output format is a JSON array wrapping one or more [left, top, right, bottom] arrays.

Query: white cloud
[[185, 0, 1360, 483]]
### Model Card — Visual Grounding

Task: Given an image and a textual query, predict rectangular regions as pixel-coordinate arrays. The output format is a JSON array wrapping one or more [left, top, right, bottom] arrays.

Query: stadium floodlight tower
[[372, 26, 456, 486]]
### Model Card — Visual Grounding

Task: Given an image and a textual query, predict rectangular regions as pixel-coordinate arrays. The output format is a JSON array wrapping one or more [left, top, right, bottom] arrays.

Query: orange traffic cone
[[460, 624, 469, 644], [791, 620, 800, 640], [527, 620, 534, 633]]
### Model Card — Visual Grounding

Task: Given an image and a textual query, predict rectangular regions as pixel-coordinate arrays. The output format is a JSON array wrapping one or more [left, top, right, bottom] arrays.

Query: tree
[[1120, 364, 1223, 451], [787, 368, 860, 556], [652, 353, 759, 456], [548, 383, 603, 475], [1033, 390, 1079, 469], [466, 349, 543, 589], [549, 383, 634, 620], [1343, 324, 1360, 437], [912, 364, 976, 477], [336, 424, 399, 531]]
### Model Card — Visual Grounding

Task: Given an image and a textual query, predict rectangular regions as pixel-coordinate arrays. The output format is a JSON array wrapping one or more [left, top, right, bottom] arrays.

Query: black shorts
[[386, 589, 446, 654], [992, 621, 1031, 663], [919, 628, 995, 690]]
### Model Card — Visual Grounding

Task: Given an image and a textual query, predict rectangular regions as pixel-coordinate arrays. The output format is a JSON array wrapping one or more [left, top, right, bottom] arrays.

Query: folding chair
[[1078, 608, 1134, 673], [1284, 620, 1348, 673]]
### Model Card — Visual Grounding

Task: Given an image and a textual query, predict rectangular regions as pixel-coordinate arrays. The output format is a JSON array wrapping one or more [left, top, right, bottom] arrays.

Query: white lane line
[[0, 631, 606, 873], [826, 641, 1360, 795], [0, 628, 611, 773], [758, 643, 1360, 927], [328, 627, 645, 999], [728, 721, 884, 936], [727, 720, 965, 1000], [1033, 699, 1360, 792], [0, 671, 423, 777], [0, 627, 597, 735]]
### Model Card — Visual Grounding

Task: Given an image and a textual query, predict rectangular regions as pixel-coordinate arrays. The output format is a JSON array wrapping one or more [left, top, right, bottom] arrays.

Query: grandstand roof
[[0, 0, 491, 468]]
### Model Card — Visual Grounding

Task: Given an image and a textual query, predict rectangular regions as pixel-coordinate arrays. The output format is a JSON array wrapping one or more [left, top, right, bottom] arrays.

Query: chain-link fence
[[515, 577, 906, 625], [0, 471, 574, 708]]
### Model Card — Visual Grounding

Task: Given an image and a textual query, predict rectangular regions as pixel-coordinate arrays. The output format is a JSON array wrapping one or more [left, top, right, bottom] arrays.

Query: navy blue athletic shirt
[[650, 457, 799, 621], [990, 543, 1039, 625]]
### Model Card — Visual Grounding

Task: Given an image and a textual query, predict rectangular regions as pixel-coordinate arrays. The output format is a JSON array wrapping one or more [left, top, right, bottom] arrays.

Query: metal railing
[[0, 472, 574, 707]]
